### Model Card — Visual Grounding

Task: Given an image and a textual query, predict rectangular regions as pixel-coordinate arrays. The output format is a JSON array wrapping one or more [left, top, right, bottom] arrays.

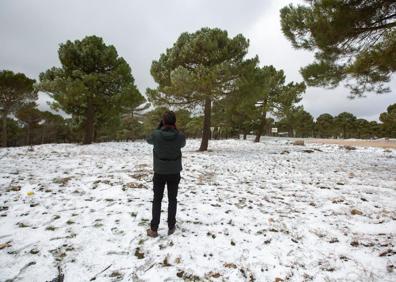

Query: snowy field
[[0, 138, 395, 281]]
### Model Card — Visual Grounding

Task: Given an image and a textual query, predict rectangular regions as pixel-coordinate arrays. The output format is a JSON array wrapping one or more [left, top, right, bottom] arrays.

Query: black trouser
[[150, 173, 180, 231]]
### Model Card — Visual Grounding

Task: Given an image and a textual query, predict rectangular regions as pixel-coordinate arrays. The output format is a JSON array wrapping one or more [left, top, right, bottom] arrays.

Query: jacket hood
[[159, 128, 178, 141]]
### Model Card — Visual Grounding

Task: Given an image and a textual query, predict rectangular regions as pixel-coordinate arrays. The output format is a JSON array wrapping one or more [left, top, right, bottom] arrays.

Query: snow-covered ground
[[0, 138, 395, 281]]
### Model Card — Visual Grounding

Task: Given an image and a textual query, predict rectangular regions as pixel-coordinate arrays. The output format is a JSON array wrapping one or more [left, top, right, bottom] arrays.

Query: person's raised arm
[[146, 132, 155, 145], [180, 134, 186, 148], [147, 120, 163, 145]]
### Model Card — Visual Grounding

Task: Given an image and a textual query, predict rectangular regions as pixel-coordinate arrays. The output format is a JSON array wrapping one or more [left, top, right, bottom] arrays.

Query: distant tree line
[[1, 85, 395, 147]]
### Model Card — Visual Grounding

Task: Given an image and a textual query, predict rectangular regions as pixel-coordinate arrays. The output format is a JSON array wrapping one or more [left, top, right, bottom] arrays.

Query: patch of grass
[[350, 240, 359, 247], [162, 256, 172, 267], [66, 232, 76, 239], [46, 225, 56, 231], [109, 271, 123, 279], [17, 222, 30, 228], [134, 247, 144, 259], [7, 185, 21, 192], [138, 219, 149, 226], [30, 248, 39, 254], [207, 271, 221, 278], [224, 263, 237, 269], [138, 239, 145, 245], [123, 182, 145, 191], [53, 177, 72, 186]]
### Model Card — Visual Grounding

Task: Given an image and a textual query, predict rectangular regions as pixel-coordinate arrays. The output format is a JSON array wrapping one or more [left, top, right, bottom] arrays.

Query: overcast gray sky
[[1, 0, 395, 121]]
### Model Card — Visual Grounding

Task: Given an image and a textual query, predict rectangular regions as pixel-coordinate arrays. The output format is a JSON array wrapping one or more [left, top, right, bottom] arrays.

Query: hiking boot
[[147, 228, 158, 238], [168, 227, 176, 236]]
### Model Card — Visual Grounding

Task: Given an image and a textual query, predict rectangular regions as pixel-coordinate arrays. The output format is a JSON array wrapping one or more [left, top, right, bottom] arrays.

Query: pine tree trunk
[[1, 113, 7, 147], [83, 98, 95, 145], [199, 97, 211, 151], [41, 126, 46, 144], [288, 126, 293, 137], [27, 123, 31, 146], [254, 112, 267, 143], [93, 126, 97, 143]]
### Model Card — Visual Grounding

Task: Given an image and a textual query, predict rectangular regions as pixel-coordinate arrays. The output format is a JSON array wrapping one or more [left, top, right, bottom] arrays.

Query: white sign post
[[210, 127, 215, 138]]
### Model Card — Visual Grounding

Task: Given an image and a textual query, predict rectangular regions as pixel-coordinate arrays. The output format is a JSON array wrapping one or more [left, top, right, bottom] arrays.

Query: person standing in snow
[[146, 111, 186, 237]]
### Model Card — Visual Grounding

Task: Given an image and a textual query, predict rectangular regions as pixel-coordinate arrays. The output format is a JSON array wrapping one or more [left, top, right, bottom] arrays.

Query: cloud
[[302, 82, 396, 120], [0, 0, 269, 88]]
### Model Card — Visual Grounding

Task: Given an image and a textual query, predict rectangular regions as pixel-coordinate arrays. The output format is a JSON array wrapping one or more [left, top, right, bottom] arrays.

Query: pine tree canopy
[[0, 70, 36, 146], [280, 0, 396, 96], [148, 27, 253, 106], [39, 35, 144, 144]]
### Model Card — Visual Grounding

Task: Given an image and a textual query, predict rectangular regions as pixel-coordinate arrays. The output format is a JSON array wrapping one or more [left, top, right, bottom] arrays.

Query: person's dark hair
[[162, 111, 176, 125]]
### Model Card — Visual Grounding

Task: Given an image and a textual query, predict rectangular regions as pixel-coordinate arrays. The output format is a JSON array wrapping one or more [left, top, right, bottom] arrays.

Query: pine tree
[[15, 102, 43, 145], [0, 70, 36, 147], [335, 112, 357, 138], [316, 114, 335, 138], [148, 27, 253, 151], [292, 109, 315, 137], [273, 81, 306, 137], [380, 103, 396, 137], [281, 0, 396, 96], [39, 35, 143, 144]]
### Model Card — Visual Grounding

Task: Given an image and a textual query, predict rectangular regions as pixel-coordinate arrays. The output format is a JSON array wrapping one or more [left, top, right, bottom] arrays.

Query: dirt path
[[306, 138, 396, 149]]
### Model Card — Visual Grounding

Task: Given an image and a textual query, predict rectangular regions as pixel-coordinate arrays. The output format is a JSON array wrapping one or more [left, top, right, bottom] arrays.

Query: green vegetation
[[280, 0, 396, 96], [380, 103, 396, 137], [1, 18, 395, 147], [148, 27, 254, 151], [0, 70, 36, 147], [38, 35, 144, 144]]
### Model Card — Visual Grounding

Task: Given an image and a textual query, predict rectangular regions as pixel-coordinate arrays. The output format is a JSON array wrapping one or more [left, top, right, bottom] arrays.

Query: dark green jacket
[[147, 127, 186, 174]]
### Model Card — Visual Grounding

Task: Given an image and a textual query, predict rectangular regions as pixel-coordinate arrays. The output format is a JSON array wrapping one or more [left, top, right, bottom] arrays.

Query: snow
[[0, 137, 395, 281]]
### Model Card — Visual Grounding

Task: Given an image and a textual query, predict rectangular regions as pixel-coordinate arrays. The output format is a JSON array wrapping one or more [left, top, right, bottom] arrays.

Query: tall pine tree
[[148, 27, 253, 151], [0, 70, 36, 147], [39, 36, 143, 144]]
